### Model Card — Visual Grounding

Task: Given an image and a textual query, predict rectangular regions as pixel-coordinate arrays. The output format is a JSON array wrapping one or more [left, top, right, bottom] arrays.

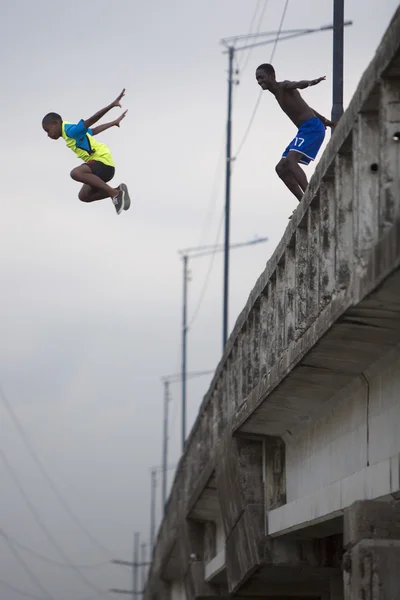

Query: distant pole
[[150, 469, 157, 554], [181, 254, 188, 450], [223, 46, 234, 350], [141, 543, 147, 596], [162, 380, 170, 511], [178, 240, 267, 445], [110, 542, 152, 598], [332, 0, 344, 123], [133, 532, 139, 599]]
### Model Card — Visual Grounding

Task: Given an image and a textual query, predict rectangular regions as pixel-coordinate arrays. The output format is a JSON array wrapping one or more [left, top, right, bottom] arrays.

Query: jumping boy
[[255, 64, 335, 202], [42, 89, 130, 215]]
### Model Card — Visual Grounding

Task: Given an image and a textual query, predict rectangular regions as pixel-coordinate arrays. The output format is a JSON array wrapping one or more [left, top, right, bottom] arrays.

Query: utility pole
[[332, 0, 345, 123], [223, 46, 234, 351], [111, 532, 151, 599], [133, 532, 139, 598], [161, 371, 214, 512], [141, 543, 147, 593], [150, 468, 157, 556], [161, 380, 170, 511], [181, 254, 188, 453], [149, 464, 177, 554], [220, 19, 352, 347], [178, 237, 268, 449]]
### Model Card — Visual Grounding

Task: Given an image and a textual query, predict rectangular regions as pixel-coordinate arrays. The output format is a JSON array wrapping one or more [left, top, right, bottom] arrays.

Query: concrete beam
[[343, 500, 400, 546], [268, 454, 400, 537], [204, 549, 226, 583], [343, 500, 400, 599]]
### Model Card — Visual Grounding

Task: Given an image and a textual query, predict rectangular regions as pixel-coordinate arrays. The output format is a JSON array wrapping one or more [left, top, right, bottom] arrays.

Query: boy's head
[[255, 63, 276, 89], [42, 113, 63, 139]]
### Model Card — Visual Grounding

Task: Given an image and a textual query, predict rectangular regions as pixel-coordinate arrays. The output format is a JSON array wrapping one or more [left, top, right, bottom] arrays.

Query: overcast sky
[[0, 0, 399, 598]]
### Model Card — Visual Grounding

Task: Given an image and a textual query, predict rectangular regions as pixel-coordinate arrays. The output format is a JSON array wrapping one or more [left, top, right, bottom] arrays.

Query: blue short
[[282, 117, 326, 165]]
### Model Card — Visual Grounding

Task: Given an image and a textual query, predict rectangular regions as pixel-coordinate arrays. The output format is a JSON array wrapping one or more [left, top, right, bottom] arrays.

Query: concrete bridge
[[145, 6, 400, 599]]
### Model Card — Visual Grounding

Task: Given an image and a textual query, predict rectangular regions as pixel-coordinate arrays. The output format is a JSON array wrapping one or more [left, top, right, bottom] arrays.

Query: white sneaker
[[120, 183, 131, 211]]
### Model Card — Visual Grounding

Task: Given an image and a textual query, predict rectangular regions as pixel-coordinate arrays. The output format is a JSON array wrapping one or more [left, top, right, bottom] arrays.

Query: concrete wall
[[284, 379, 368, 502], [369, 351, 400, 464], [284, 347, 400, 504], [215, 518, 225, 554]]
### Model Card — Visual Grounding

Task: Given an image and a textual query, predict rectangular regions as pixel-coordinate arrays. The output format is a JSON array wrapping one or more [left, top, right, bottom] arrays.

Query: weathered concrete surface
[[343, 501, 400, 599], [145, 6, 400, 599]]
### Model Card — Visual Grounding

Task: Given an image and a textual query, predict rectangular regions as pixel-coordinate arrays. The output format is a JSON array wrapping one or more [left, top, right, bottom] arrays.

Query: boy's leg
[[275, 159, 303, 201], [71, 165, 119, 199], [285, 151, 309, 194], [78, 184, 110, 203]]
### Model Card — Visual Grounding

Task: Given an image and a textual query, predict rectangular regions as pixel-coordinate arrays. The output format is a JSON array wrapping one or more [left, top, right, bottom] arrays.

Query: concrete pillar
[[343, 500, 400, 599]]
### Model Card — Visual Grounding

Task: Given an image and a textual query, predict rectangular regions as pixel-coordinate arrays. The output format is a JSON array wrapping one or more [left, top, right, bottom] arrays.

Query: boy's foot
[[119, 183, 131, 211], [112, 189, 124, 215]]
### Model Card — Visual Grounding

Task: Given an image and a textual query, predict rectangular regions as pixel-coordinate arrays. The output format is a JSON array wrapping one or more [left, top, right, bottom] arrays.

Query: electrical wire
[[0, 577, 109, 600], [233, 0, 291, 160], [269, 0, 291, 63], [196, 0, 263, 253], [169, 389, 180, 439], [188, 207, 225, 329], [5, 536, 56, 600], [185, 1, 290, 327], [0, 442, 109, 596], [236, 0, 263, 69], [240, 0, 270, 73], [0, 578, 50, 600], [184, 5, 267, 331], [188, 3, 268, 276], [233, 90, 263, 161], [0, 385, 113, 559], [0, 529, 109, 570], [195, 132, 226, 249]]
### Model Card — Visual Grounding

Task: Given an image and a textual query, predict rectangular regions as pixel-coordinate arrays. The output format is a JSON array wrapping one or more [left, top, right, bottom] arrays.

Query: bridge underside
[[236, 258, 400, 438]]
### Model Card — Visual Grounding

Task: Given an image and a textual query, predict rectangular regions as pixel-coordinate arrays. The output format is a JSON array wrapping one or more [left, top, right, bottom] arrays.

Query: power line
[[270, 0, 291, 62], [191, 2, 268, 296], [236, 0, 263, 69], [0, 577, 109, 600], [5, 536, 56, 600], [0, 385, 113, 559], [0, 578, 50, 600], [233, 0, 291, 160], [195, 132, 226, 249], [188, 208, 225, 328], [233, 91, 263, 160], [0, 529, 109, 570], [0, 442, 109, 596], [240, 0, 270, 73]]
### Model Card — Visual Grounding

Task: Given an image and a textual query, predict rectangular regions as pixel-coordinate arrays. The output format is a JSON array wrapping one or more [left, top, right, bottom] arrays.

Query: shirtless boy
[[255, 64, 335, 201]]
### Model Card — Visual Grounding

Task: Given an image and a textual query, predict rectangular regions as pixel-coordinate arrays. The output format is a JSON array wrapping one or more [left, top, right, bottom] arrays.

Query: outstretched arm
[[83, 89, 125, 129], [91, 110, 128, 135], [281, 76, 326, 90]]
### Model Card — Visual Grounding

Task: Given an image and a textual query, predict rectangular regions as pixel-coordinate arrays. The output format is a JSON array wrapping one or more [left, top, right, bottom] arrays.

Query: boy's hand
[[324, 118, 336, 129], [309, 76, 326, 86], [114, 110, 128, 127], [112, 89, 126, 108]]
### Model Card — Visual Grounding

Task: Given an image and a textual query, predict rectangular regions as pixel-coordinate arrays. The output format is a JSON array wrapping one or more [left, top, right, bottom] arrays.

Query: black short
[[87, 160, 115, 183]]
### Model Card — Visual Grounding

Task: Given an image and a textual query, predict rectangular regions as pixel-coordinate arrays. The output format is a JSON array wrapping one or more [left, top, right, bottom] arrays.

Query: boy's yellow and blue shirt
[[62, 119, 115, 167]]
